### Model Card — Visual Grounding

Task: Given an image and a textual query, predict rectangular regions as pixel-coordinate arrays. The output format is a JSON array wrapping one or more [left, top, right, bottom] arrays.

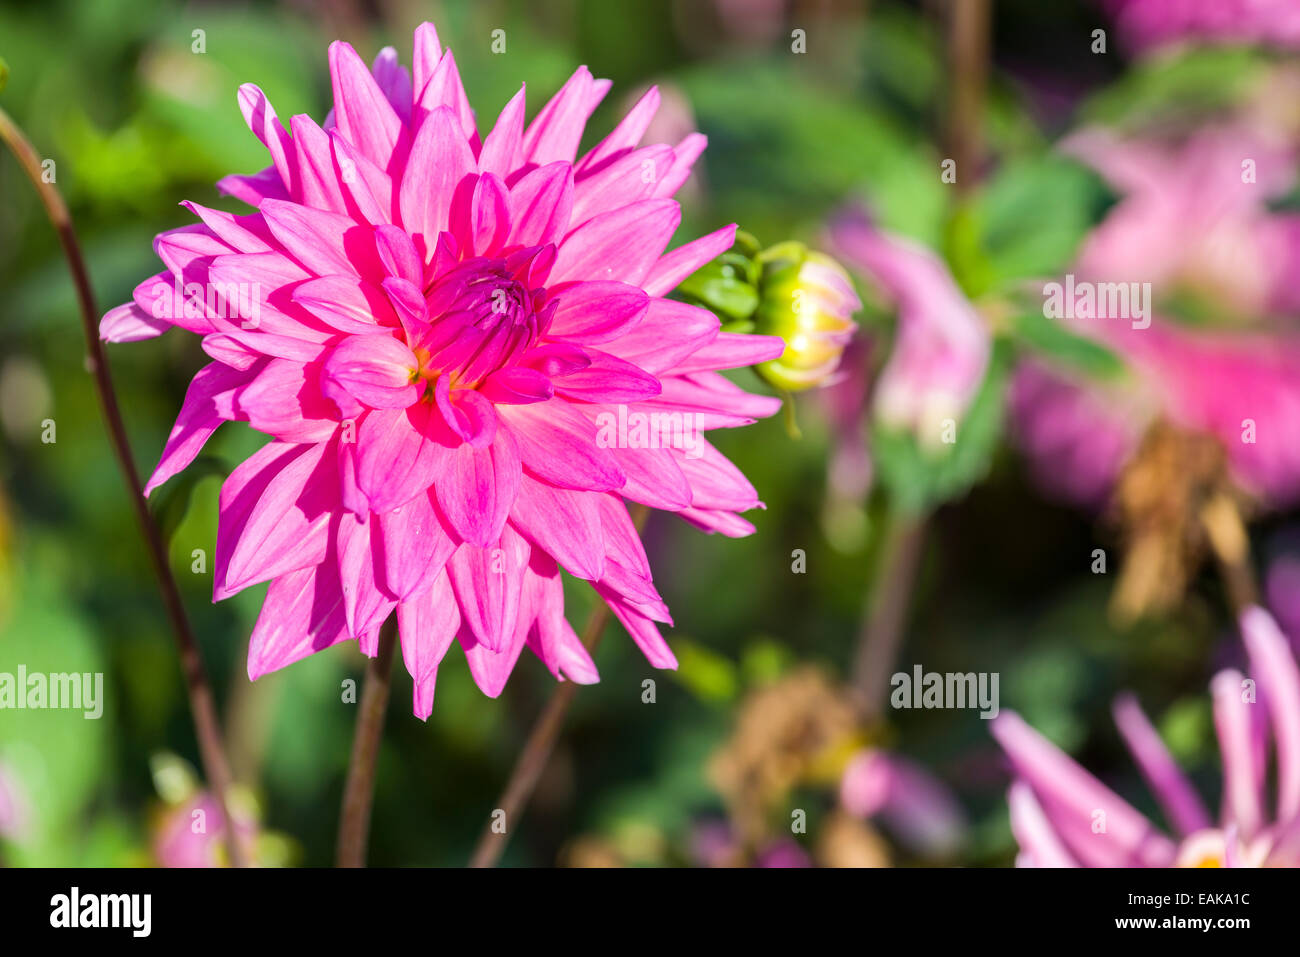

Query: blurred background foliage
[[0, 0, 1283, 866]]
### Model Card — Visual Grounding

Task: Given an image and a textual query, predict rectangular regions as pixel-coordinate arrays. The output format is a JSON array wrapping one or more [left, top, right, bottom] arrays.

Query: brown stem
[[945, 0, 992, 196], [849, 512, 928, 722], [1200, 493, 1259, 616], [335, 616, 398, 867], [0, 105, 246, 867], [469, 504, 650, 868]]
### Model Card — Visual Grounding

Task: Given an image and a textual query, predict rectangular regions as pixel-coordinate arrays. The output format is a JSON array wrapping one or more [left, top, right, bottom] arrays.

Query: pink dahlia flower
[[828, 208, 990, 449], [153, 791, 258, 868], [1101, 0, 1300, 53], [994, 606, 1300, 867], [101, 23, 783, 716]]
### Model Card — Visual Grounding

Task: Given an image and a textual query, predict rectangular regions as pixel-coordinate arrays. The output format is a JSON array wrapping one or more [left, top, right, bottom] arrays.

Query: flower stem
[[849, 510, 928, 722], [469, 504, 650, 868], [0, 104, 247, 868], [1200, 493, 1259, 615], [336, 616, 398, 867]]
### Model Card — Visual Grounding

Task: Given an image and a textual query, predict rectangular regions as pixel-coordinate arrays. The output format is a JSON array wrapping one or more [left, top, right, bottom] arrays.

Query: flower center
[[414, 258, 542, 388]]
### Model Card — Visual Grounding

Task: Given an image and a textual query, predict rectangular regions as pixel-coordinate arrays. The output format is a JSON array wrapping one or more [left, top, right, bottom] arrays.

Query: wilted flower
[[828, 207, 990, 449], [101, 23, 785, 716], [994, 606, 1300, 867], [1100, 0, 1300, 54]]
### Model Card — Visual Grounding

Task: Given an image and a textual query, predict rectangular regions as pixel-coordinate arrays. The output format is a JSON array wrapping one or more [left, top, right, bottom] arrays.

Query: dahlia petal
[[434, 377, 498, 448], [376, 490, 458, 601], [447, 525, 530, 654], [329, 131, 397, 226], [649, 372, 782, 428], [597, 558, 664, 608], [337, 513, 397, 638], [551, 348, 662, 403], [508, 161, 574, 249], [1112, 692, 1212, 837], [400, 106, 476, 260], [293, 275, 395, 334], [598, 587, 677, 669], [499, 399, 626, 491], [329, 41, 409, 172], [654, 132, 707, 197], [179, 202, 274, 253], [676, 506, 756, 537], [990, 711, 1176, 867], [236, 83, 298, 198], [322, 334, 422, 410], [247, 561, 350, 680], [397, 572, 459, 719], [523, 67, 608, 166], [434, 427, 521, 548], [236, 357, 340, 442], [145, 361, 247, 496], [509, 476, 606, 581], [643, 224, 738, 297], [521, 552, 600, 684], [1007, 782, 1078, 868], [607, 445, 693, 511], [414, 49, 477, 145], [155, 226, 234, 274], [570, 144, 674, 227], [676, 440, 760, 511], [216, 440, 336, 599], [451, 172, 511, 258], [460, 627, 530, 699], [217, 167, 290, 206], [577, 85, 660, 174], [478, 85, 526, 178], [1212, 668, 1264, 838], [1240, 606, 1300, 821], [370, 46, 413, 123], [290, 114, 349, 215], [411, 22, 442, 97], [480, 367, 554, 405], [338, 435, 367, 516], [665, 331, 785, 375], [260, 198, 383, 281], [594, 493, 655, 583], [355, 402, 453, 513], [551, 198, 680, 285], [374, 225, 424, 286], [544, 280, 649, 344], [101, 302, 171, 342], [601, 299, 719, 374]]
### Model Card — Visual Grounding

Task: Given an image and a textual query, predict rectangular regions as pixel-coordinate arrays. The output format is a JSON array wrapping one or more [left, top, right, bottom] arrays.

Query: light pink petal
[[653, 132, 707, 197], [411, 22, 442, 97], [377, 490, 458, 601], [552, 349, 662, 403], [179, 202, 274, 253], [577, 85, 660, 174], [290, 114, 350, 215], [216, 440, 336, 599], [522, 67, 606, 166], [236, 84, 298, 198], [145, 362, 247, 496], [292, 275, 395, 335], [677, 440, 760, 511], [414, 48, 477, 145], [433, 377, 498, 448], [101, 302, 171, 342], [235, 357, 339, 442], [447, 525, 530, 654], [260, 198, 383, 281], [665, 331, 785, 375], [450, 172, 512, 258], [247, 560, 350, 680], [478, 85, 526, 178], [397, 572, 459, 719], [643, 224, 737, 297], [498, 399, 626, 491], [675, 506, 756, 537], [433, 427, 521, 548], [523, 552, 600, 684], [607, 445, 693, 511], [370, 46, 413, 122], [1007, 782, 1078, 868], [545, 281, 649, 344], [551, 198, 680, 285], [597, 587, 677, 668], [1212, 668, 1264, 838], [1240, 606, 1300, 822], [400, 106, 476, 261], [570, 144, 674, 227], [1112, 692, 1212, 837], [329, 130, 397, 226], [509, 476, 606, 581], [329, 40, 409, 172], [355, 402, 453, 513], [601, 299, 719, 374], [322, 334, 422, 410], [508, 161, 574, 249], [217, 167, 290, 207], [336, 513, 397, 639]]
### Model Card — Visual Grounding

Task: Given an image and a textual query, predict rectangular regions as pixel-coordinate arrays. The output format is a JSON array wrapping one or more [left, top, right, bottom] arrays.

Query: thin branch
[[0, 104, 245, 867], [336, 616, 399, 867], [469, 504, 650, 868]]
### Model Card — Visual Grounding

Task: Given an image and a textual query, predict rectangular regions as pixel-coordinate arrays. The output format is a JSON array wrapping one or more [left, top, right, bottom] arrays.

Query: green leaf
[[872, 343, 1010, 514], [1009, 309, 1127, 380]]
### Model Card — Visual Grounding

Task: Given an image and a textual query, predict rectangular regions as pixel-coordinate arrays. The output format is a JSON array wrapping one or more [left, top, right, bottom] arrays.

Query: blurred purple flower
[[828, 208, 990, 449], [153, 792, 257, 868], [754, 839, 813, 868], [1101, 0, 1300, 53], [840, 748, 968, 859], [994, 606, 1300, 867]]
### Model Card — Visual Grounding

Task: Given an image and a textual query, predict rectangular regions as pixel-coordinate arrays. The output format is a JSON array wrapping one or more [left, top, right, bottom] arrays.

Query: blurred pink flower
[[1101, 0, 1300, 53], [100, 23, 784, 716], [153, 792, 257, 868], [828, 208, 990, 448], [840, 748, 968, 859], [0, 759, 28, 843], [754, 839, 813, 868], [994, 606, 1300, 867], [818, 334, 874, 507], [1011, 125, 1300, 509]]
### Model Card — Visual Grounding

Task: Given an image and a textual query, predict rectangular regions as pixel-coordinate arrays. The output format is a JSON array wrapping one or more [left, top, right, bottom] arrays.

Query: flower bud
[[750, 241, 860, 391]]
